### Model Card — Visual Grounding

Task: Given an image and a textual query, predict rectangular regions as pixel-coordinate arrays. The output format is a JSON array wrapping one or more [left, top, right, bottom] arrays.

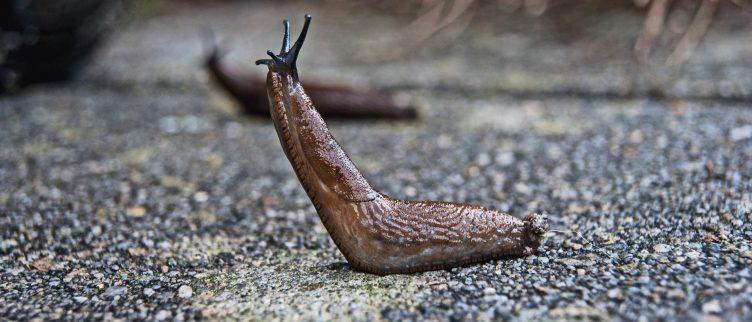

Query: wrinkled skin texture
[[258, 15, 547, 275]]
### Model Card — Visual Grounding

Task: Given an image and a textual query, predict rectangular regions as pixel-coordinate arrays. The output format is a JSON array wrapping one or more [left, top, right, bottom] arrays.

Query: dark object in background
[[0, 0, 124, 93], [205, 43, 419, 120]]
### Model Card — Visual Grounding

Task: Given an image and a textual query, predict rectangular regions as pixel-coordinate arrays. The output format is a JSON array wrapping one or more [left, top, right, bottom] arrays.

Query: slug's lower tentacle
[[256, 15, 547, 275]]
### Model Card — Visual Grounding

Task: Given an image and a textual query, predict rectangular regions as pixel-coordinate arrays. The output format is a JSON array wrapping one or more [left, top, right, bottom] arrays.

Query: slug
[[205, 38, 418, 119], [255, 15, 547, 275]]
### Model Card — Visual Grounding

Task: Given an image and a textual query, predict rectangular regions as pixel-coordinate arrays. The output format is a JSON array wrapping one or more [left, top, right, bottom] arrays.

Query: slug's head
[[522, 213, 548, 252], [255, 14, 311, 79]]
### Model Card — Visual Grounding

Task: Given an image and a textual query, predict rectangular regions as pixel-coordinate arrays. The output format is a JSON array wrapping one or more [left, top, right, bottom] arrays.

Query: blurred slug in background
[[204, 32, 418, 120], [255, 15, 547, 275]]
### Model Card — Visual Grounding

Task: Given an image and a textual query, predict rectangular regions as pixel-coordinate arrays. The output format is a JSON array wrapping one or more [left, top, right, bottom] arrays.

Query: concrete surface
[[1, 1, 751, 321]]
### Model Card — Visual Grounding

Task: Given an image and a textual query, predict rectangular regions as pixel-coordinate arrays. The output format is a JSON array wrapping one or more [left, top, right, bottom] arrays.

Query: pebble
[[730, 125, 752, 141], [666, 289, 686, 300], [155, 310, 171, 321], [193, 191, 209, 203], [178, 285, 193, 299], [555, 258, 593, 268], [686, 251, 701, 259], [104, 286, 126, 297], [607, 289, 623, 300], [702, 300, 722, 314], [126, 206, 146, 218], [653, 244, 671, 253]]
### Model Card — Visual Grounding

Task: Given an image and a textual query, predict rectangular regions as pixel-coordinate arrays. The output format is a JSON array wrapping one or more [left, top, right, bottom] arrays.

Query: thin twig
[[634, 0, 674, 68], [665, 0, 720, 66], [407, 0, 475, 43]]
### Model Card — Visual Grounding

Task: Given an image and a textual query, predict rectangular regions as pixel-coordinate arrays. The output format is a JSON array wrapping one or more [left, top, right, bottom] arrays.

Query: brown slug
[[205, 37, 418, 120], [255, 15, 547, 275]]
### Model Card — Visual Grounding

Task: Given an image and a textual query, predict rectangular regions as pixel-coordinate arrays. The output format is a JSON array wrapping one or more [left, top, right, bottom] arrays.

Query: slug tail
[[201, 27, 223, 67]]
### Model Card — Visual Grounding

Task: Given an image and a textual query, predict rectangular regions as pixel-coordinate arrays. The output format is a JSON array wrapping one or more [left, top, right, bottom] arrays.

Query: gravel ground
[[1, 1, 751, 321]]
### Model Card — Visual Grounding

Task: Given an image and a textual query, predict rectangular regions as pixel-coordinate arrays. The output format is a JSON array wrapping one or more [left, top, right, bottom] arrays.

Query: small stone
[[667, 289, 686, 300], [404, 186, 417, 198], [143, 288, 155, 297], [193, 191, 209, 203], [496, 151, 515, 166], [32, 257, 52, 272], [178, 285, 193, 298], [686, 251, 701, 259], [126, 206, 146, 218], [128, 248, 147, 257], [702, 300, 722, 314], [477, 153, 491, 166], [73, 296, 88, 303], [159, 176, 184, 188], [7, 267, 24, 276], [554, 258, 592, 267], [607, 289, 623, 300], [155, 310, 171, 321], [629, 130, 644, 144], [535, 286, 554, 294], [653, 244, 671, 253], [730, 125, 752, 141], [700, 315, 724, 322], [104, 286, 126, 297], [514, 183, 532, 195], [563, 240, 583, 250]]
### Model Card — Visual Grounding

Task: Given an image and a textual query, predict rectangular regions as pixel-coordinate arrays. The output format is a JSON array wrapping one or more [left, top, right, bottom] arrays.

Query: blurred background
[[2, 1, 752, 321], [2, 0, 751, 97]]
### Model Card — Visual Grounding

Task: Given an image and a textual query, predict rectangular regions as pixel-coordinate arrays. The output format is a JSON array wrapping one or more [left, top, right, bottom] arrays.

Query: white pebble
[[653, 244, 671, 253], [178, 285, 193, 298], [730, 125, 752, 141]]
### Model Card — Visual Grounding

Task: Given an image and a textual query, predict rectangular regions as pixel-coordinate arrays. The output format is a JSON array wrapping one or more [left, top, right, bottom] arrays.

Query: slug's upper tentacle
[[256, 15, 547, 275], [287, 14, 310, 64], [281, 20, 291, 53], [256, 14, 311, 79]]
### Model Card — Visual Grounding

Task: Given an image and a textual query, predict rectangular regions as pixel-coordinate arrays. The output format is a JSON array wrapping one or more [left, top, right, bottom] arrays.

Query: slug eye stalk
[[255, 15, 547, 275], [280, 20, 290, 53], [256, 14, 311, 79]]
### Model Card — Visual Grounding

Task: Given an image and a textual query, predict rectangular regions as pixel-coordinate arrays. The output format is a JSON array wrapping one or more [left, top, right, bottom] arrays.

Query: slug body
[[206, 43, 417, 119], [256, 16, 547, 275], [206, 48, 270, 116]]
